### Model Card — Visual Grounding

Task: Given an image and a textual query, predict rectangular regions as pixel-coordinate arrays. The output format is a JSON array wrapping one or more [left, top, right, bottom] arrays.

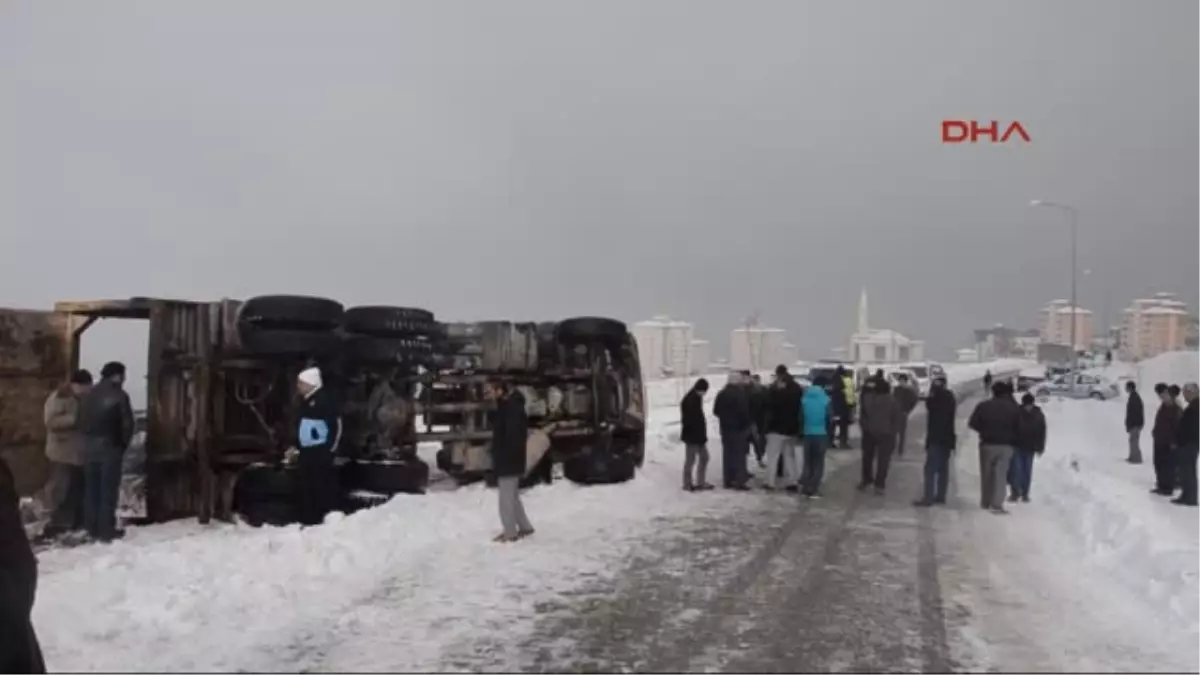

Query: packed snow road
[[35, 359, 1199, 673]]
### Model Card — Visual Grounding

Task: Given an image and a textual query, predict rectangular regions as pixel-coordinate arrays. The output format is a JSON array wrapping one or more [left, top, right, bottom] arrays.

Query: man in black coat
[[1008, 393, 1047, 502], [713, 373, 752, 490], [762, 366, 803, 491], [680, 379, 713, 491], [0, 459, 46, 673], [892, 373, 920, 457], [748, 374, 769, 467], [1151, 382, 1182, 496], [1125, 381, 1145, 464], [486, 378, 534, 540], [1172, 383, 1199, 507], [914, 375, 956, 507]]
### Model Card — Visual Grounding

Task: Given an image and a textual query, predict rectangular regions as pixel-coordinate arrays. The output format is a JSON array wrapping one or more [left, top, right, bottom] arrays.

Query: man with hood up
[[1008, 393, 1047, 502], [293, 366, 343, 526], [858, 375, 904, 495], [713, 372, 752, 490]]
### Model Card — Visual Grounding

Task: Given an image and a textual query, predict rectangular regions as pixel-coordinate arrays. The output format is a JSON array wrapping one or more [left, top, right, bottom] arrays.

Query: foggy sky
[[1, 0, 1196, 399]]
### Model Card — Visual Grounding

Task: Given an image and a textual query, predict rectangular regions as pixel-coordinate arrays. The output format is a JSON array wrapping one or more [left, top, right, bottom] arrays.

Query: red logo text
[[941, 120, 1031, 144]]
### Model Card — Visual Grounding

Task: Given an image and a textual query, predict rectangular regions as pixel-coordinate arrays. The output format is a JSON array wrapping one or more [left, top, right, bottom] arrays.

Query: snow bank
[[1019, 351, 1199, 649], [33, 359, 1025, 671]]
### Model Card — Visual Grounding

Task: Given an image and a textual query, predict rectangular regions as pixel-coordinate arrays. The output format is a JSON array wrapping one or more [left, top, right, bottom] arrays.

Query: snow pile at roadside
[[1025, 351, 1199, 648]]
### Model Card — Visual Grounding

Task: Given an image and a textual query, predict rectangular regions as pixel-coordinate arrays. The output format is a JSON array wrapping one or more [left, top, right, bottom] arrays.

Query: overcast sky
[[1, 0, 1195, 397]]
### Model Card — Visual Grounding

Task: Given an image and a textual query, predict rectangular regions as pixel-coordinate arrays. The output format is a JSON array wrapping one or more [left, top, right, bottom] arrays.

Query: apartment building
[[730, 323, 789, 372], [688, 340, 712, 375], [632, 316, 694, 379], [1038, 299, 1094, 350], [1119, 293, 1191, 359]]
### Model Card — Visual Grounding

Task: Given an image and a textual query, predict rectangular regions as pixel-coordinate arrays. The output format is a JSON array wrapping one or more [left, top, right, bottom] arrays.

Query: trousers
[[497, 475, 534, 537]]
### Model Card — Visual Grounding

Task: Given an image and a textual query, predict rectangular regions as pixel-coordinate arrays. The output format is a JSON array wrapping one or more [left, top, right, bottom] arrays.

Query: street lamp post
[[1030, 199, 1080, 385]]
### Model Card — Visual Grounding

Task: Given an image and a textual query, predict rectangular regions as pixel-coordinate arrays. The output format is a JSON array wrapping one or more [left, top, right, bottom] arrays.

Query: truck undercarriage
[[0, 296, 646, 526]]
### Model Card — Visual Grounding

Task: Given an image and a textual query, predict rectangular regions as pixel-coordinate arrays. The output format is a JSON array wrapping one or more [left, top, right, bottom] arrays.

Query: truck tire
[[237, 499, 298, 527], [236, 326, 343, 357], [342, 306, 439, 338], [563, 451, 636, 485], [238, 295, 344, 330], [556, 317, 628, 346], [343, 335, 435, 364], [341, 458, 429, 495]]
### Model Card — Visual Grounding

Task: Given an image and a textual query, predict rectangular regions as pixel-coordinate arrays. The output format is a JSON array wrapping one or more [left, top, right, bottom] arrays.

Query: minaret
[[857, 287, 869, 335]]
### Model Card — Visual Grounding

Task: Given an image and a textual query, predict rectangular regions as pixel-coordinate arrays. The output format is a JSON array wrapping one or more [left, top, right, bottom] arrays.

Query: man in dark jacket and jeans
[[968, 381, 1021, 514], [1008, 393, 1047, 502], [486, 378, 534, 541], [713, 373, 752, 490], [1, 459, 46, 673], [78, 361, 135, 543], [1151, 383, 1182, 495], [914, 375, 956, 507], [680, 379, 713, 491], [859, 376, 903, 495], [1125, 382, 1145, 464]]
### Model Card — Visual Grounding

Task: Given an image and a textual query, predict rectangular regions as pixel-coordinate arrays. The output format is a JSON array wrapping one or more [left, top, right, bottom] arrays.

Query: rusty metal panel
[[143, 300, 216, 522], [0, 309, 73, 496]]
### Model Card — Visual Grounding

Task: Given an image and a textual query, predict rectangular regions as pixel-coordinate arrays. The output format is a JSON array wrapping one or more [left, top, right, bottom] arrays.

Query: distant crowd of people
[[679, 364, 1199, 516], [1124, 381, 1199, 507]]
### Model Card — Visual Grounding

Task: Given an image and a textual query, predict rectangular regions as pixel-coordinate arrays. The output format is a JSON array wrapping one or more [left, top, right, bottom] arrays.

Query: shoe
[[784, 485, 799, 493], [856, 482, 871, 491], [933, 498, 946, 505], [1021, 495, 1030, 503], [683, 485, 695, 492], [493, 533, 520, 543], [990, 507, 1009, 515], [696, 484, 715, 491], [730, 484, 751, 491], [1150, 488, 1173, 496], [874, 487, 885, 496], [913, 500, 934, 507], [517, 529, 535, 539], [1171, 498, 1198, 507]]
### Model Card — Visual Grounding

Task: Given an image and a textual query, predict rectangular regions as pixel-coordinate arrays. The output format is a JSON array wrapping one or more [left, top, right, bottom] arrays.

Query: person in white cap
[[294, 366, 342, 526]]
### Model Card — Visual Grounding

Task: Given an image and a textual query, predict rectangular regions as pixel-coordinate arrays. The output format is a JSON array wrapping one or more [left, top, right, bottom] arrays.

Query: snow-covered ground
[[32, 358, 1028, 672], [945, 351, 1199, 673]]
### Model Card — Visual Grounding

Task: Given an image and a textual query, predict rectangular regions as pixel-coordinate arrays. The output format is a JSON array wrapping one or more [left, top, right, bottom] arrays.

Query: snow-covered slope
[[31, 360, 1024, 672]]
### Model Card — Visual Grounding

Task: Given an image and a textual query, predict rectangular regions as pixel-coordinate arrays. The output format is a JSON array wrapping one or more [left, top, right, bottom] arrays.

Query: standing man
[[762, 366, 802, 491], [680, 378, 713, 492], [1171, 383, 1199, 507], [78, 361, 135, 543], [983, 370, 993, 392], [858, 376, 903, 495], [39, 369, 93, 541], [485, 377, 535, 541], [748, 374, 769, 468], [968, 381, 1021, 514], [0, 458, 46, 673], [892, 373, 919, 457], [713, 373, 752, 490], [294, 367, 342, 527], [1151, 382, 1181, 496], [1125, 381, 1145, 464], [830, 366, 849, 449], [799, 376, 832, 498], [1008, 393, 1047, 502], [914, 374, 956, 507]]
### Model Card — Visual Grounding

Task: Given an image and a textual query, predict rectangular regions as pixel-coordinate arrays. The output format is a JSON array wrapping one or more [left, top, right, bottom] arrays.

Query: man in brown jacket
[[858, 376, 905, 495], [39, 369, 93, 540]]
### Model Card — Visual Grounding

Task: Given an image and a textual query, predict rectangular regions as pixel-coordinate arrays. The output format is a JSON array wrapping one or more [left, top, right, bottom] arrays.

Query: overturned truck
[[0, 296, 646, 526]]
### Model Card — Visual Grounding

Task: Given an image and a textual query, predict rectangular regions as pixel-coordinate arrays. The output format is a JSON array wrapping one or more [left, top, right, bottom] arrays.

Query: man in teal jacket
[[799, 377, 833, 498]]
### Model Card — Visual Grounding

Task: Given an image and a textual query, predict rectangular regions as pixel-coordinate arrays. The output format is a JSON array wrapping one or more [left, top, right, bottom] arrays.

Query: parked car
[[898, 361, 943, 398], [1032, 372, 1121, 400]]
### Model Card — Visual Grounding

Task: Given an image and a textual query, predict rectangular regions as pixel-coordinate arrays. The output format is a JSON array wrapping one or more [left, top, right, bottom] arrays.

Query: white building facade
[[730, 324, 789, 371], [1038, 299, 1094, 350], [688, 340, 711, 375], [632, 316, 694, 379]]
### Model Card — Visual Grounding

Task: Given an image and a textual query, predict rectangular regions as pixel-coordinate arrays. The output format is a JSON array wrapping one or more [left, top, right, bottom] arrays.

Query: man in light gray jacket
[[39, 369, 93, 540]]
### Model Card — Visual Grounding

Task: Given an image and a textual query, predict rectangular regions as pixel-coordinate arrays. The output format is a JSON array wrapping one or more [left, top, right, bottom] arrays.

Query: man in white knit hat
[[294, 366, 342, 526]]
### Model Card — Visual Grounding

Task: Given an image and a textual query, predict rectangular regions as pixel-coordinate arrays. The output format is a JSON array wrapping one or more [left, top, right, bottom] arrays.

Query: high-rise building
[[1038, 299, 1094, 350], [632, 316, 694, 379], [730, 323, 788, 372], [1119, 293, 1191, 359]]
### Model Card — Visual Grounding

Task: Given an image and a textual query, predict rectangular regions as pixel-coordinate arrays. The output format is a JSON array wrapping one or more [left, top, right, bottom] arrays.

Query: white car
[[1033, 373, 1122, 401], [898, 362, 942, 398]]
